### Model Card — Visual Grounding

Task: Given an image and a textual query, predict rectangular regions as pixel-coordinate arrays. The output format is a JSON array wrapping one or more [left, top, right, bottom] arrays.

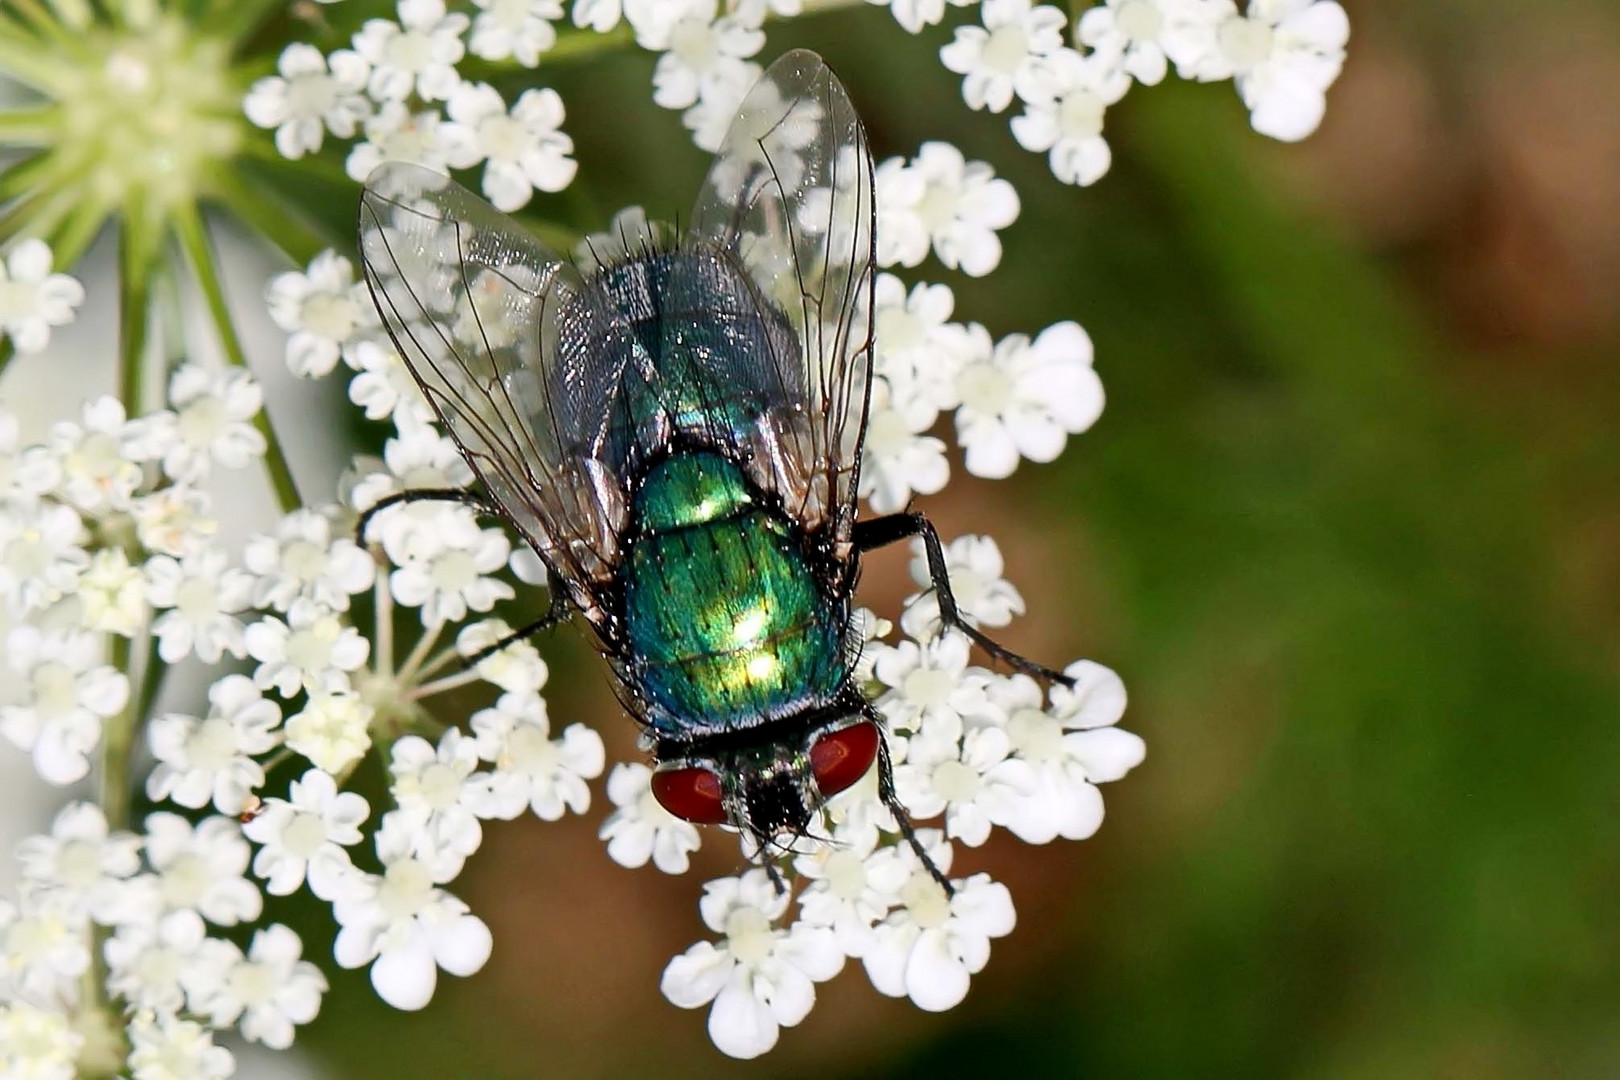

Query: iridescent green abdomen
[[623, 453, 846, 734]]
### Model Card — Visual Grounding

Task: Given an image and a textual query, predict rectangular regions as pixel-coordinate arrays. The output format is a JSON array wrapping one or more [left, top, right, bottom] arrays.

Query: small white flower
[[140, 812, 263, 926], [868, 0, 976, 35], [352, 0, 469, 102], [192, 923, 327, 1050], [0, 498, 88, 617], [75, 547, 147, 637], [792, 822, 908, 958], [103, 908, 210, 1014], [48, 396, 146, 515], [1078, 0, 1185, 85], [346, 101, 451, 183], [244, 43, 371, 160], [859, 833, 1014, 1010], [871, 274, 972, 417], [876, 144, 1020, 277], [244, 768, 370, 899], [870, 633, 998, 739], [0, 239, 85, 354], [940, 0, 1067, 112], [16, 801, 142, 924], [440, 82, 578, 212], [131, 483, 218, 559], [859, 378, 950, 515], [146, 675, 283, 815], [893, 717, 1036, 846], [650, 1, 764, 112], [902, 532, 1026, 638], [145, 364, 266, 482], [1011, 48, 1132, 186], [599, 762, 703, 874], [332, 822, 493, 1011], [348, 411, 474, 526], [388, 731, 486, 874], [470, 0, 562, 67], [954, 320, 1104, 478], [0, 1000, 82, 1080], [346, 337, 434, 423], [998, 661, 1145, 843], [244, 508, 375, 613], [144, 546, 254, 664], [468, 692, 604, 821], [661, 869, 844, 1059], [266, 249, 378, 379], [0, 895, 92, 1000], [1169, 0, 1349, 141], [0, 408, 61, 502], [125, 1009, 235, 1080], [282, 690, 374, 775], [387, 514, 513, 627], [0, 626, 127, 786], [573, 0, 621, 32], [457, 619, 549, 697], [678, 61, 764, 152], [245, 601, 370, 698]]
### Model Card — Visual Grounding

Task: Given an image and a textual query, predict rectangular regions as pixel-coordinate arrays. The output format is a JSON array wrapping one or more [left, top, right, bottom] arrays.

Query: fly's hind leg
[[864, 701, 954, 896], [852, 511, 1075, 688]]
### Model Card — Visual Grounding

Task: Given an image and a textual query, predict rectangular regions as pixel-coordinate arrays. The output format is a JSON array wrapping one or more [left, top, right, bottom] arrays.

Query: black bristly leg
[[866, 701, 954, 896], [461, 569, 574, 668], [853, 511, 1075, 688], [354, 487, 497, 545]]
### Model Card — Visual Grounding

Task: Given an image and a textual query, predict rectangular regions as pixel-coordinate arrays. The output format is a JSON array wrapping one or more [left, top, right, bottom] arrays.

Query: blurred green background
[[251, 0, 1620, 1075]]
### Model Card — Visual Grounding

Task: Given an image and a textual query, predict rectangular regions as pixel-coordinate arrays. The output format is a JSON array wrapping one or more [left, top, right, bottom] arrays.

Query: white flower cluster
[[641, 541, 1144, 1058], [932, 0, 1349, 186], [246, 0, 578, 212]]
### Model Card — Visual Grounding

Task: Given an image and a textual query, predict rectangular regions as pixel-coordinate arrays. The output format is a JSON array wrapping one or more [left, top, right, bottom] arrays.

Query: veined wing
[[358, 163, 636, 620], [688, 50, 877, 554]]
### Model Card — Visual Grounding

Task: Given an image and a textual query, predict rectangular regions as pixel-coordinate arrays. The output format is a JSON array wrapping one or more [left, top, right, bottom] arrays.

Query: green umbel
[[624, 453, 845, 733]]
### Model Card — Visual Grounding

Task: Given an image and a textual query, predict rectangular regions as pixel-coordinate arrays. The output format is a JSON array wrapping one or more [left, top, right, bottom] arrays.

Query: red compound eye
[[810, 721, 879, 799], [651, 766, 728, 824]]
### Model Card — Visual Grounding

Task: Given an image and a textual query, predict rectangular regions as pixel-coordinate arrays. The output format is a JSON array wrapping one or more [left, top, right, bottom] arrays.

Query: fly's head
[[649, 715, 881, 853]]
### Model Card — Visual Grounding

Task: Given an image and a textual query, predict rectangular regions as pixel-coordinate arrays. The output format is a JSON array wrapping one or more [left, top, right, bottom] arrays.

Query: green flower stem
[[407, 665, 485, 704], [396, 622, 443, 686], [101, 637, 135, 831], [203, 0, 287, 48], [210, 168, 331, 266], [133, 633, 165, 729], [171, 201, 303, 514], [0, 23, 70, 92], [117, 214, 153, 414], [413, 642, 462, 684], [44, 0, 91, 32], [0, 106, 57, 146], [374, 556, 395, 680]]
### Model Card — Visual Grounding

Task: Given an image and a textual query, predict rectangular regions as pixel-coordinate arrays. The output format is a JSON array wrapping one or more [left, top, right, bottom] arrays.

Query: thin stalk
[[171, 202, 303, 514], [101, 637, 134, 830], [408, 666, 486, 703], [205, 0, 289, 52], [0, 105, 57, 146], [210, 166, 332, 266], [44, 0, 92, 32], [0, 24, 69, 91], [374, 559, 394, 680], [117, 214, 152, 414], [133, 633, 164, 725], [395, 623, 442, 686], [412, 641, 463, 683]]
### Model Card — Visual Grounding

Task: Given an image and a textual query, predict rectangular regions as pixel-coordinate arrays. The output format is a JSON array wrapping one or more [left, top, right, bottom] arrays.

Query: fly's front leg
[[354, 487, 498, 545], [853, 511, 1075, 688], [460, 582, 574, 668]]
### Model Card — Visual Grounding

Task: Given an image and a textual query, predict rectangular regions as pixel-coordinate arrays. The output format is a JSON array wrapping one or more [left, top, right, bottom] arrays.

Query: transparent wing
[[358, 163, 634, 611], [688, 50, 876, 551]]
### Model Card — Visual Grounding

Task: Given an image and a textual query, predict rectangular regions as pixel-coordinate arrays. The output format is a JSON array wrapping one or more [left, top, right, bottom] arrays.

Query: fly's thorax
[[620, 452, 849, 735]]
